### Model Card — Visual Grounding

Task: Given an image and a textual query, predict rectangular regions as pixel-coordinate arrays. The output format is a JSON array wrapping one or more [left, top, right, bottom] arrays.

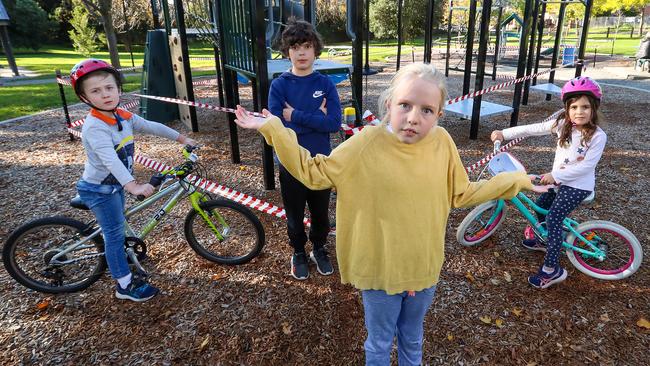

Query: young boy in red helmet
[[71, 59, 197, 302]]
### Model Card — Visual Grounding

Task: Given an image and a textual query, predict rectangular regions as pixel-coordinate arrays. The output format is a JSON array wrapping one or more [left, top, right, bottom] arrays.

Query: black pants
[[279, 165, 331, 254]]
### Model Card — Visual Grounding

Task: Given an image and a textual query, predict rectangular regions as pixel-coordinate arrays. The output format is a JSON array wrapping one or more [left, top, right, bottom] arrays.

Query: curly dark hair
[[553, 94, 603, 148], [279, 18, 324, 58]]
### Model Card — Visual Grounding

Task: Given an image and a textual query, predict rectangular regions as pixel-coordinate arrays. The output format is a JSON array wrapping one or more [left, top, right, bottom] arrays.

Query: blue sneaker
[[290, 252, 309, 280], [310, 247, 334, 276], [522, 239, 547, 252], [115, 278, 159, 302], [528, 266, 567, 289]]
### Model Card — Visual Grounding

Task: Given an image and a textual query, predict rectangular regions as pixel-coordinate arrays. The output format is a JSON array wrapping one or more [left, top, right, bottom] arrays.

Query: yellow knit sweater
[[260, 117, 532, 294]]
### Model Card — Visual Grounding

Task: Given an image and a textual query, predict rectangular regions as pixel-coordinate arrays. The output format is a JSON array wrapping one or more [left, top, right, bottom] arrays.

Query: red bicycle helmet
[[561, 76, 602, 103], [70, 59, 122, 97]]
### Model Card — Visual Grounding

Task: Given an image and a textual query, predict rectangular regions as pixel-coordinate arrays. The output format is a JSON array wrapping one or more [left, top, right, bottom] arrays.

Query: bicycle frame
[[50, 177, 227, 267], [488, 193, 606, 261]]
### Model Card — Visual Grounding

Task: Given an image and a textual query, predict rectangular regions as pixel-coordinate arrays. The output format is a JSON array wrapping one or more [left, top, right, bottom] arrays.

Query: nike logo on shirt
[[313, 91, 324, 98]]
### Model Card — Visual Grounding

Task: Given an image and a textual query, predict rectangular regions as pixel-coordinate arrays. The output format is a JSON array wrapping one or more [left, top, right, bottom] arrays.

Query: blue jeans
[[76, 180, 130, 279], [361, 285, 437, 366]]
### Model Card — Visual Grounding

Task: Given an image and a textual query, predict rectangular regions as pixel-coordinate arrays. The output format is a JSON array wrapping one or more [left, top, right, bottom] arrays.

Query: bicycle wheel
[[3, 217, 106, 293], [456, 200, 507, 247], [565, 220, 643, 280], [184, 199, 265, 265]]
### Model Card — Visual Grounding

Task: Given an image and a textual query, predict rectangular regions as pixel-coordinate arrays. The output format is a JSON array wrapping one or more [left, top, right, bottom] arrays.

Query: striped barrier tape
[[192, 78, 218, 86], [133, 94, 266, 117], [463, 108, 565, 174], [189, 57, 215, 61]]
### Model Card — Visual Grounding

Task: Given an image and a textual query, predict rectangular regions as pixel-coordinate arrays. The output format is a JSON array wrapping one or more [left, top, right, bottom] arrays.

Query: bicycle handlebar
[[135, 145, 202, 201]]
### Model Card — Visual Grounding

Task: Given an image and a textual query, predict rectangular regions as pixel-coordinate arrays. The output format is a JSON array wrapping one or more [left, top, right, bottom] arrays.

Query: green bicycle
[[3, 146, 265, 293], [456, 143, 643, 281]]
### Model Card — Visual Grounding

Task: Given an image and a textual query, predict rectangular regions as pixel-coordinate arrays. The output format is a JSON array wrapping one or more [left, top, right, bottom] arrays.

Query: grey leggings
[[535, 185, 591, 268]]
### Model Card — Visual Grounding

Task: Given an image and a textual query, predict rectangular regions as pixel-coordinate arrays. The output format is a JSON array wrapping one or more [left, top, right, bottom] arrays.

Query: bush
[[7, 0, 56, 51], [370, 0, 443, 41]]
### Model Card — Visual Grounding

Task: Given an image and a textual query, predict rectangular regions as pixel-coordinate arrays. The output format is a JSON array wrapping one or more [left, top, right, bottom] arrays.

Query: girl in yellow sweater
[[234, 63, 542, 365]]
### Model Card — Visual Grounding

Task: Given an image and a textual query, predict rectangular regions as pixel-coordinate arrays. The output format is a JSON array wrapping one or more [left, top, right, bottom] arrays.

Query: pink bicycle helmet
[[561, 76, 602, 103], [70, 59, 122, 98]]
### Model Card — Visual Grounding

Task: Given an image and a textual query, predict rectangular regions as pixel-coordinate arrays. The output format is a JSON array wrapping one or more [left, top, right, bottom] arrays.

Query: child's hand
[[177, 135, 198, 147], [491, 130, 504, 142], [233, 105, 272, 130], [539, 173, 556, 185], [124, 181, 155, 197], [531, 184, 554, 193], [319, 98, 327, 115], [283, 102, 295, 121]]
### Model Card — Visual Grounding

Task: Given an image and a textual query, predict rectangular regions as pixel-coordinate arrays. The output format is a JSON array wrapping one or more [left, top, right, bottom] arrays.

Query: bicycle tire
[[565, 220, 643, 280], [184, 199, 265, 265], [456, 200, 507, 247], [3, 216, 106, 293]]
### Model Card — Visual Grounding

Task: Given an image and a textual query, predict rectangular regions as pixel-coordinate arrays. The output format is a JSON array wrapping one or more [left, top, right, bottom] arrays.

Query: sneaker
[[115, 277, 159, 302], [310, 247, 334, 276], [291, 252, 309, 280], [522, 238, 547, 252], [528, 266, 568, 289]]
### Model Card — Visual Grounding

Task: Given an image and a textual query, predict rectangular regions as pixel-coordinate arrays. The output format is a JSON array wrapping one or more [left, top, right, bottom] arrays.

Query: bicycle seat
[[582, 190, 595, 205], [70, 195, 90, 210]]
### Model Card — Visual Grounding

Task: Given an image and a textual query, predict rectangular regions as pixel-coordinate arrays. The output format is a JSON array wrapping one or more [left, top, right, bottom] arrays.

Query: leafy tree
[[6, 0, 56, 50], [370, 0, 443, 41], [77, 0, 121, 68], [68, 0, 101, 56]]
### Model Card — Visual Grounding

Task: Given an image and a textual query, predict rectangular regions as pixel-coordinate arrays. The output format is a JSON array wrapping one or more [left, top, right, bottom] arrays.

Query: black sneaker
[[522, 238, 547, 252], [115, 277, 159, 302], [310, 247, 334, 276], [291, 252, 309, 280]]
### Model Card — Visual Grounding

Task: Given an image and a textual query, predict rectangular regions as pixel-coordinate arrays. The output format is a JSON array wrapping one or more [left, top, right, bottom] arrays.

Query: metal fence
[[590, 16, 650, 30]]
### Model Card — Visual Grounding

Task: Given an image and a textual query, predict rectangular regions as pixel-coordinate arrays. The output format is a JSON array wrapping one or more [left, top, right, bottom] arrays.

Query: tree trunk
[[99, 0, 121, 68]]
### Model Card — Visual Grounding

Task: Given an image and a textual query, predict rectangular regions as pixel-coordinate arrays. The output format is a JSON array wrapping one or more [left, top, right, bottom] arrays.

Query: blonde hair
[[378, 63, 448, 124]]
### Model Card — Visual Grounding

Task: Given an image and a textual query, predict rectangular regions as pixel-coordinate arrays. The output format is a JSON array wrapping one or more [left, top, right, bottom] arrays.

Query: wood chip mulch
[[1, 59, 648, 365]]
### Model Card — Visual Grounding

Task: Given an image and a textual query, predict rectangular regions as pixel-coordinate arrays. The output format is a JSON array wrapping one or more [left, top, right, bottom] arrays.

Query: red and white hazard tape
[[189, 57, 215, 61], [192, 78, 218, 86], [133, 94, 265, 117], [464, 108, 564, 174]]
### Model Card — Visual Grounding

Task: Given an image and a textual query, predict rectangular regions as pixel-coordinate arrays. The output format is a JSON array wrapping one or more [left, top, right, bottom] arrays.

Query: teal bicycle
[[456, 143, 643, 280], [3, 146, 265, 293]]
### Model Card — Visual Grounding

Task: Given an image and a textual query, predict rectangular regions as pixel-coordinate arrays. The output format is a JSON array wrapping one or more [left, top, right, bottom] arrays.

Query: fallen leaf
[[211, 273, 226, 281], [38, 314, 49, 321], [36, 298, 51, 311], [490, 278, 500, 285], [495, 318, 504, 328], [282, 322, 292, 335], [493, 251, 500, 257], [637, 317, 650, 329], [600, 313, 610, 322], [465, 271, 475, 283], [513, 308, 523, 317], [480, 315, 492, 324], [239, 166, 246, 171], [198, 335, 210, 351], [504, 272, 512, 282], [447, 333, 454, 341]]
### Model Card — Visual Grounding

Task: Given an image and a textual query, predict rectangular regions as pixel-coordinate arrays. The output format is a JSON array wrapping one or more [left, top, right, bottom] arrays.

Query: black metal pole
[[547, 2, 566, 101], [510, 0, 533, 127], [469, 0, 492, 140], [396, 0, 403, 71], [303, 0, 313, 23], [575, 0, 593, 77], [424, 0, 435, 63], [348, 0, 364, 123], [56, 69, 74, 141], [492, 6, 503, 81], [0, 27, 19, 76], [463, 0, 478, 95], [532, 2, 546, 86], [209, 0, 225, 107], [173, 0, 198, 132], [364, 0, 371, 72], [522, 0, 540, 106], [161, 0, 172, 35], [150, 0, 160, 29], [445, 0, 454, 76]]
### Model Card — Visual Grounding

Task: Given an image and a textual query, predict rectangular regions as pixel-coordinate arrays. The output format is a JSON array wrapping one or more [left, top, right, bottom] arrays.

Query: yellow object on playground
[[344, 107, 356, 127]]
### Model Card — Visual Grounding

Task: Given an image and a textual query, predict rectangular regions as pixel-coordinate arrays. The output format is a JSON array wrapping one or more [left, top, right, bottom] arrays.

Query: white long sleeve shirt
[[502, 119, 606, 191]]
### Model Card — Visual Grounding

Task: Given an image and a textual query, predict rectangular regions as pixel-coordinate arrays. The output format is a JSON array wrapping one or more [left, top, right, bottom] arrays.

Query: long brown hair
[[553, 94, 602, 148]]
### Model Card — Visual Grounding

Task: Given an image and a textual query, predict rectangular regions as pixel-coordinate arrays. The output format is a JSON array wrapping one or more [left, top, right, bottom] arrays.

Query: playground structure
[[54, 0, 595, 188], [0, 0, 18, 76], [442, 0, 593, 139]]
